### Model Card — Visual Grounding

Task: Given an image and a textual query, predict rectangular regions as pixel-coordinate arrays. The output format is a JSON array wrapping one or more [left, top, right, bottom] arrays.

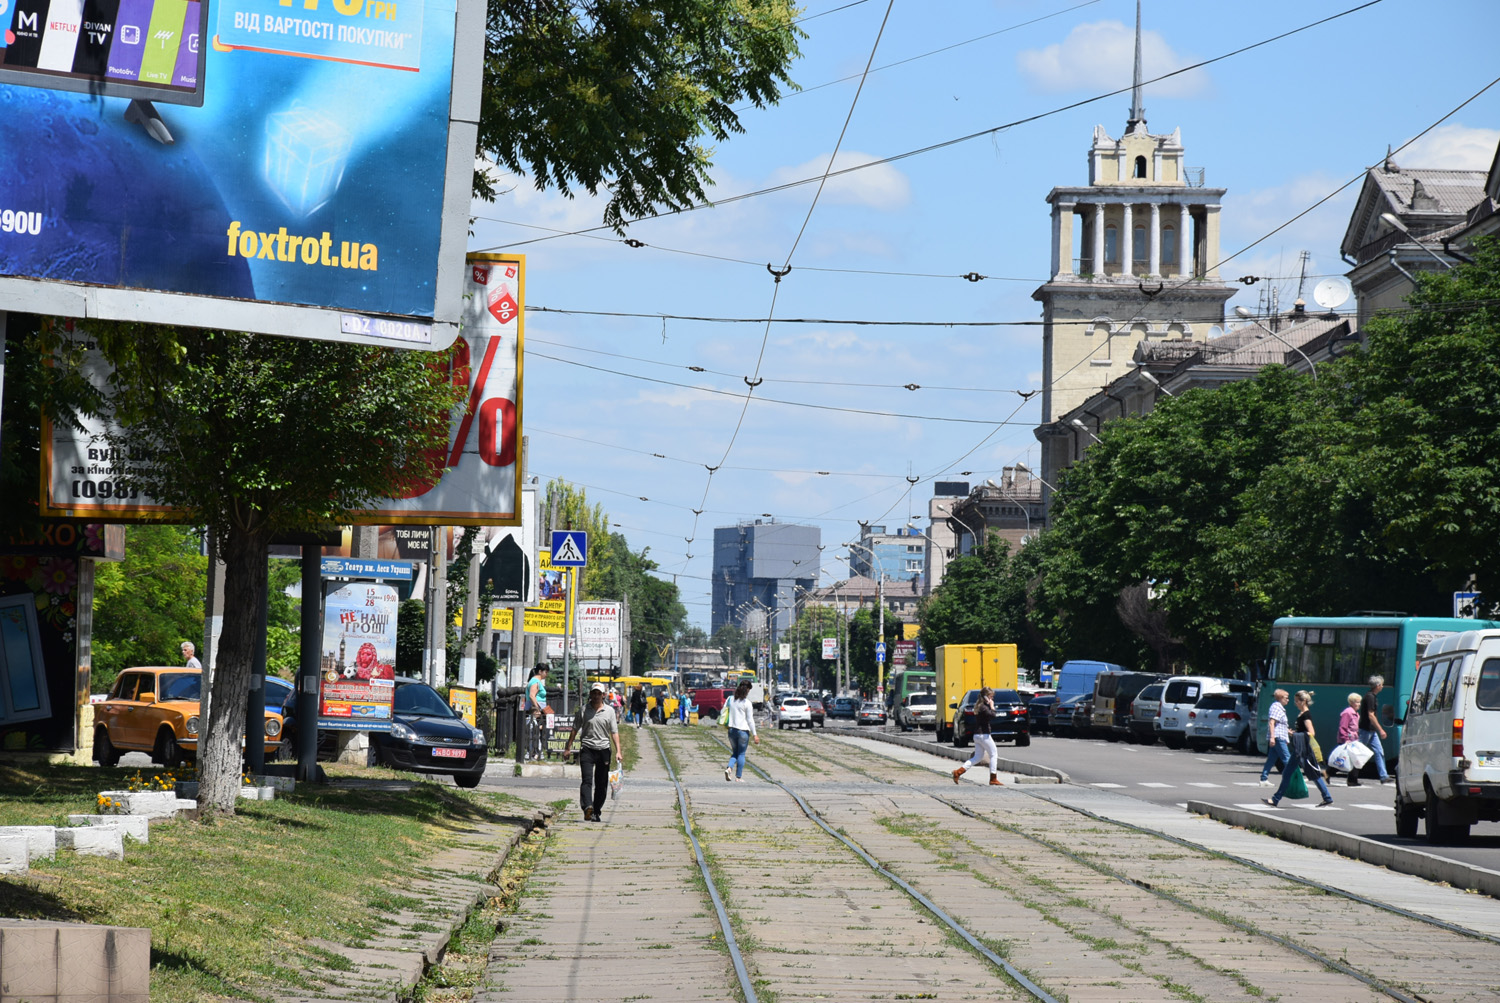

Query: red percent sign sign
[[394, 265, 518, 499]]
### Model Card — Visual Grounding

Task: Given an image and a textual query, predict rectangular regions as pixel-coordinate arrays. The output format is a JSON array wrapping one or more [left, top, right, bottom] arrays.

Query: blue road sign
[[551, 531, 588, 566], [875, 641, 887, 664], [320, 557, 414, 581]]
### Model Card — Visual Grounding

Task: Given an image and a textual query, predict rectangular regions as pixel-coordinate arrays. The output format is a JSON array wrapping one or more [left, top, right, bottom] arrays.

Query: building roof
[[1341, 163, 1487, 261]]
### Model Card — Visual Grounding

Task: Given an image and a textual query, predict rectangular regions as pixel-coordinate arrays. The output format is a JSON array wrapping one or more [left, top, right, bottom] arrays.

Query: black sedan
[[1049, 694, 1088, 737], [952, 689, 1030, 748], [373, 681, 488, 787], [279, 679, 488, 787], [1026, 693, 1058, 735]]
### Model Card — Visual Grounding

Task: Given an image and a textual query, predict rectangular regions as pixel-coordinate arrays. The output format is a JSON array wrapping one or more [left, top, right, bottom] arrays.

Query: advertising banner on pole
[[0, 0, 486, 350], [318, 580, 398, 730], [576, 602, 621, 659], [822, 637, 838, 660], [40, 254, 522, 524]]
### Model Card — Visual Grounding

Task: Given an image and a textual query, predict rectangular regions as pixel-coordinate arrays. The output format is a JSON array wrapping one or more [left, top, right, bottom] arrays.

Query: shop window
[[0, 596, 52, 726]]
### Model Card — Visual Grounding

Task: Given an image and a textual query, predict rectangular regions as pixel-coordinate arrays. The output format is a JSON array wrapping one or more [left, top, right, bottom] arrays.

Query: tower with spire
[[1032, 1, 1235, 505]]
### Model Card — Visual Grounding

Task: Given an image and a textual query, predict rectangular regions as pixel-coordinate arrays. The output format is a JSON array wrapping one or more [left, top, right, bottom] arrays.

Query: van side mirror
[[949, 702, 958, 709]]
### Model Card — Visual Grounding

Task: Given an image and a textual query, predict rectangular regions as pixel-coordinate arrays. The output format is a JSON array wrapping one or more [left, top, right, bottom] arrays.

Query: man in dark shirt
[[1358, 675, 1392, 783]]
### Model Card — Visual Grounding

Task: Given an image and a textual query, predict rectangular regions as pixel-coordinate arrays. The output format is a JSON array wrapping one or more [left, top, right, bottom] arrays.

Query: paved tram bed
[[479, 724, 1500, 1003]]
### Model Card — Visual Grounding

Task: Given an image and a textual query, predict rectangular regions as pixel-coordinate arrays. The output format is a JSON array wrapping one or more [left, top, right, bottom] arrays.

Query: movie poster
[[318, 581, 398, 730]]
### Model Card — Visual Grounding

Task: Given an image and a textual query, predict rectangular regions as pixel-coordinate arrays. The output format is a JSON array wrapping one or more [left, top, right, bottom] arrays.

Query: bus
[[886, 667, 936, 711], [1258, 615, 1500, 764]]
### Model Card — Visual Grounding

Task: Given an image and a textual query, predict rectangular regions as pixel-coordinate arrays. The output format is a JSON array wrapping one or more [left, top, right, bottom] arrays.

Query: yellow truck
[[934, 644, 1018, 743]]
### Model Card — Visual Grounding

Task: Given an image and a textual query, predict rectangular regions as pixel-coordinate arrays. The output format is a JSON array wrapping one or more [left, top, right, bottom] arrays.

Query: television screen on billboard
[[0, 0, 481, 349]]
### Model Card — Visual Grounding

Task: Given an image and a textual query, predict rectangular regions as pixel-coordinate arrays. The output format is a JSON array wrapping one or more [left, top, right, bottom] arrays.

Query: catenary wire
[[479, 1, 1384, 253]]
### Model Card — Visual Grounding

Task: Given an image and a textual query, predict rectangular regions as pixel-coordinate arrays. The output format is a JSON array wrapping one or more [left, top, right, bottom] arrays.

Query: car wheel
[[95, 727, 120, 768], [1236, 729, 1254, 756], [1394, 796, 1419, 838], [453, 772, 483, 789], [1016, 732, 1031, 747], [1104, 733, 1118, 743], [153, 729, 183, 768], [1162, 735, 1185, 750]]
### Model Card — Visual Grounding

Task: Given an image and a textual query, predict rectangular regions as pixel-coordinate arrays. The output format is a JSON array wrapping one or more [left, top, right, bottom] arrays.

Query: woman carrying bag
[[1263, 690, 1333, 808]]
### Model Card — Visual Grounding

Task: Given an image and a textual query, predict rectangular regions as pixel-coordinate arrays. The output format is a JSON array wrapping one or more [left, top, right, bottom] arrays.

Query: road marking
[[1349, 803, 1391, 811], [1196, 757, 1217, 762], [1186, 782, 1223, 788], [1234, 782, 1264, 787], [1175, 802, 1190, 809], [1295, 804, 1342, 810], [1138, 782, 1175, 788], [1091, 782, 1127, 788], [1237, 802, 1282, 810]]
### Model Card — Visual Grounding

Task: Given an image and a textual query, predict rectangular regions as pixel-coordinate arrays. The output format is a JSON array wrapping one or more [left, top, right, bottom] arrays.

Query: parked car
[[952, 688, 1029, 747], [1069, 694, 1096, 736], [1156, 676, 1252, 749], [93, 667, 283, 768], [774, 696, 813, 730], [830, 696, 860, 719], [1183, 692, 1253, 753], [1049, 693, 1088, 737], [896, 691, 937, 731], [371, 679, 488, 787], [1128, 683, 1165, 744], [1091, 671, 1164, 741], [806, 697, 826, 727], [1396, 629, 1500, 843], [856, 701, 886, 726], [1026, 693, 1059, 735]]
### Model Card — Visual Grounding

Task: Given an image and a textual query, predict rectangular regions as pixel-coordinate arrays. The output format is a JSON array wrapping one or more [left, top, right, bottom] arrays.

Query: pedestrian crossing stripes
[[1091, 782, 1127, 788], [1138, 782, 1174, 788], [1186, 782, 1223, 788]]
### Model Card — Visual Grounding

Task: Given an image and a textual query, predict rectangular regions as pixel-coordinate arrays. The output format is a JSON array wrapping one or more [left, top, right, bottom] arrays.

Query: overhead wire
[[480, 0, 1385, 253], [528, 305, 1041, 326]]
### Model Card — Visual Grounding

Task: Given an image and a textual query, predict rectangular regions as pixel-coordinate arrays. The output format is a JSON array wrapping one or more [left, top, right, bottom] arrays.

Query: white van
[[1394, 629, 1500, 844], [1155, 676, 1252, 749]]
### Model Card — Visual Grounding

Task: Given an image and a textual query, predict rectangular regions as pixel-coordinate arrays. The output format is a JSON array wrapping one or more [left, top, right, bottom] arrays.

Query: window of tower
[[1134, 155, 1147, 179], [1104, 225, 1119, 264], [1162, 226, 1178, 265], [1133, 225, 1147, 261]]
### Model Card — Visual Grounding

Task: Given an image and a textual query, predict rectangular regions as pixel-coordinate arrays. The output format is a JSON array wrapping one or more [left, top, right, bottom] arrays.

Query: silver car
[[1182, 691, 1254, 753], [1128, 683, 1164, 744]]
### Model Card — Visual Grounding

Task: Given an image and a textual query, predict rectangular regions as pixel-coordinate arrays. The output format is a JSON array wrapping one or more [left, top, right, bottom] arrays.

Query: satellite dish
[[1207, 325, 1224, 339], [1313, 277, 1351, 311]]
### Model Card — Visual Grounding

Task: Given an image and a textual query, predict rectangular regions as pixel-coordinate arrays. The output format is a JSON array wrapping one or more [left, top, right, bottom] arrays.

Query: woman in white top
[[723, 681, 759, 781]]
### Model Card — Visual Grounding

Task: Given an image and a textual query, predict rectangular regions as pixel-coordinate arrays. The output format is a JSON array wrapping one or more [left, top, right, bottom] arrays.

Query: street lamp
[[843, 539, 887, 702], [983, 479, 1032, 544], [1014, 462, 1056, 493], [1379, 212, 1454, 270], [1139, 370, 1176, 397], [1234, 306, 1317, 380], [1070, 418, 1103, 444]]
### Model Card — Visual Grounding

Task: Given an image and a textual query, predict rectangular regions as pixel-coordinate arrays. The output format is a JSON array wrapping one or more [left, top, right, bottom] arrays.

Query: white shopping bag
[[1327, 743, 1353, 773], [1346, 740, 1374, 769], [608, 768, 622, 799]]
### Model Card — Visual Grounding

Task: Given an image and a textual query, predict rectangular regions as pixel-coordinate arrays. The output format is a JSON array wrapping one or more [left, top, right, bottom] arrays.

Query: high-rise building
[[1032, 1, 1235, 505], [922, 480, 967, 594], [850, 523, 926, 584], [711, 520, 821, 639]]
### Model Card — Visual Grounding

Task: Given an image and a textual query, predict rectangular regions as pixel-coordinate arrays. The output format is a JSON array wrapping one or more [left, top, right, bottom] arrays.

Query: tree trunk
[[198, 527, 270, 814]]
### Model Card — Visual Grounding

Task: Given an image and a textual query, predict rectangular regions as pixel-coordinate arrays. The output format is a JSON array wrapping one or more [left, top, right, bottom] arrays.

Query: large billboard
[[0, 0, 483, 350], [41, 254, 522, 523]]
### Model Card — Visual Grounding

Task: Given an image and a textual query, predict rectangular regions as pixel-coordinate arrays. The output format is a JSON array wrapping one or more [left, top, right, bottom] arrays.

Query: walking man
[[1259, 688, 1291, 786], [181, 641, 202, 669], [564, 682, 622, 822], [1359, 674, 1394, 784], [630, 686, 647, 728]]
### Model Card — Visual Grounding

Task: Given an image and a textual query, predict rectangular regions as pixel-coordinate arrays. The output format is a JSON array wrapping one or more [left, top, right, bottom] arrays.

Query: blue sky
[[467, 0, 1500, 627]]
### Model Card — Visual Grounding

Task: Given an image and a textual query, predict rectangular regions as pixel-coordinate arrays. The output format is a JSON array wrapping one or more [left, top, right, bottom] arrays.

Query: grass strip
[[0, 761, 530, 1003]]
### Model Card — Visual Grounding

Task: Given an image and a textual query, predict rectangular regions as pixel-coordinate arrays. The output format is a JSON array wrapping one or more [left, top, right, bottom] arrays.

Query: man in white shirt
[[182, 642, 203, 670]]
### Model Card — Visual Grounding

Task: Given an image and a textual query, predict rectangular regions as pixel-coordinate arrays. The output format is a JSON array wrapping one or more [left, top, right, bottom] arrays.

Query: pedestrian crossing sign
[[550, 531, 588, 566]]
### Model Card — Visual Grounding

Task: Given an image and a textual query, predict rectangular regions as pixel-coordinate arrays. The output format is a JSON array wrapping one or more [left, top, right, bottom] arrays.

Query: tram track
[[759, 726, 1500, 1003]]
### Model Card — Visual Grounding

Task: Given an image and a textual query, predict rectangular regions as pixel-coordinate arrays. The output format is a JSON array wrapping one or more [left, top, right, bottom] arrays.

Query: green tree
[[264, 558, 304, 679], [479, 1, 802, 229], [917, 536, 1042, 666], [91, 526, 207, 694], [845, 607, 904, 696], [105, 330, 460, 814], [395, 598, 427, 675], [779, 604, 841, 691]]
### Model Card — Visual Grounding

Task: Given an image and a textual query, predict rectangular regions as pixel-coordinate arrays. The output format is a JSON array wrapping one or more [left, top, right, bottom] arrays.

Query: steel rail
[[700, 730, 1061, 1003], [648, 728, 759, 1003], [783, 729, 1483, 1003]]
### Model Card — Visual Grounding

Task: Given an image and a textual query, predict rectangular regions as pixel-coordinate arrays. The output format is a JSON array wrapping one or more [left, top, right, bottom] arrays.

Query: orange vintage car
[[93, 667, 283, 767]]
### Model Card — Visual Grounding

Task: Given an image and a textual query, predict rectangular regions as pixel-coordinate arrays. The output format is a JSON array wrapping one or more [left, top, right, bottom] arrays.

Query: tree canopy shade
[[103, 330, 463, 813], [478, 0, 802, 230], [91, 526, 207, 694]]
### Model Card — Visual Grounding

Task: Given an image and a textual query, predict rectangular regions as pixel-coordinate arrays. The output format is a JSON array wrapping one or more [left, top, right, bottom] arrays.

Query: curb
[[279, 805, 554, 1003], [1186, 800, 1500, 900], [833, 728, 1071, 783]]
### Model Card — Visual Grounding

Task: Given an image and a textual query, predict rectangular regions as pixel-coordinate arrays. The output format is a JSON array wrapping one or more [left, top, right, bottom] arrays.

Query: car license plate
[[431, 747, 465, 759]]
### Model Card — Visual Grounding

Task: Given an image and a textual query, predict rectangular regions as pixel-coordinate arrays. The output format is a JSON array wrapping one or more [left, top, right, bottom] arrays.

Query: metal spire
[[1126, 0, 1146, 133]]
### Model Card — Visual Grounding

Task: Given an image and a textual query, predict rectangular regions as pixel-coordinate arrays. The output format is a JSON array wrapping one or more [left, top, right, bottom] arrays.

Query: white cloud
[[1398, 124, 1500, 171], [769, 151, 911, 210], [1017, 20, 1208, 98]]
